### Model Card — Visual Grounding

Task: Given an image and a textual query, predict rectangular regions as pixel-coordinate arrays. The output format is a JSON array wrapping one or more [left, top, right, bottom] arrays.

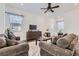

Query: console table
[[26, 31, 42, 41]]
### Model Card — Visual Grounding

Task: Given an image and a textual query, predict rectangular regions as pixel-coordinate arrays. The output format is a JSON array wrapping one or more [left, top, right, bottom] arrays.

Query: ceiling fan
[[41, 3, 60, 13]]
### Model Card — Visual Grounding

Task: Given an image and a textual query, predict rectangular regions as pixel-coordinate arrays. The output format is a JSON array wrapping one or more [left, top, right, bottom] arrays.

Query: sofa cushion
[[52, 33, 68, 45], [0, 36, 6, 48], [0, 42, 29, 56], [39, 42, 73, 56], [52, 36, 61, 44], [6, 39, 19, 46], [56, 34, 76, 49]]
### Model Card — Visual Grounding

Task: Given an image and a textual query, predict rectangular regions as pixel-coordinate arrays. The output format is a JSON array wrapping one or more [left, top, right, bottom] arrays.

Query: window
[[6, 12, 24, 32], [56, 20, 64, 32]]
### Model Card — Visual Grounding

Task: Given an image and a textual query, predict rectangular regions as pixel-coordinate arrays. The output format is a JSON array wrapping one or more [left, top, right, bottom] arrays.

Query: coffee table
[[36, 37, 52, 45]]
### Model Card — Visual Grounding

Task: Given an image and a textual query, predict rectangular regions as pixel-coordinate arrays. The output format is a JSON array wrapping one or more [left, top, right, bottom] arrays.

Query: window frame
[[5, 12, 24, 32], [56, 20, 64, 32]]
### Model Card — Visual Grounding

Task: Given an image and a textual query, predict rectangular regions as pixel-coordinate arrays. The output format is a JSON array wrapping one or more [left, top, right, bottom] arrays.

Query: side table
[[36, 37, 52, 45]]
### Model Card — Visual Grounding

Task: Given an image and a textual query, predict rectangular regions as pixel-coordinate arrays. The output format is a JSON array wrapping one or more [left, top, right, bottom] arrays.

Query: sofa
[[0, 31, 30, 56], [39, 33, 79, 56], [0, 34, 29, 56], [0, 42, 29, 56]]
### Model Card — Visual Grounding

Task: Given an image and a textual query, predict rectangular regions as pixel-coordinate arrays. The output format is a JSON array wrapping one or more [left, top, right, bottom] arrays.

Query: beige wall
[[63, 8, 79, 35], [1, 3, 79, 41], [0, 4, 5, 34], [5, 4, 47, 40], [44, 7, 79, 36], [44, 17, 56, 35]]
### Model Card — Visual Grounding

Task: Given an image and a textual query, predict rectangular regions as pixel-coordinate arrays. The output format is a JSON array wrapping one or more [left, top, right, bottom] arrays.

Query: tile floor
[[28, 40, 51, 56], [28, 41, 40, 56]]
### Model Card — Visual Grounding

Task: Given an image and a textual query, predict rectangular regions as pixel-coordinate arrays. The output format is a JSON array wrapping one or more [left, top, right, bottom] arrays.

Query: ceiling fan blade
[[50, 9, 54, 12], [44, 9, 49, 13], [41, 8, 47, 9], [51, 5, 59, 9]]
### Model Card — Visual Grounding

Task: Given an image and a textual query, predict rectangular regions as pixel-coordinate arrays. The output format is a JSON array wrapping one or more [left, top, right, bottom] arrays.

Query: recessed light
[[56, 16, 64, 19], [74, 3, 78, 6], [21, 3, 24, 6]]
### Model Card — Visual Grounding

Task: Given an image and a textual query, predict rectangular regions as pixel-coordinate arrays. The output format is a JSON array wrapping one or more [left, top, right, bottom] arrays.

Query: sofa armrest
[[39, 41, 73, 56], [0, 42, 29, 56], [74, 43, 79, 56]]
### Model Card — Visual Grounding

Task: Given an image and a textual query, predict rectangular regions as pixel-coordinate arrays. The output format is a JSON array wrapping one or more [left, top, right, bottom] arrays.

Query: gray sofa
[[39, 34, 79, 56], [0, 42, 29, 56]]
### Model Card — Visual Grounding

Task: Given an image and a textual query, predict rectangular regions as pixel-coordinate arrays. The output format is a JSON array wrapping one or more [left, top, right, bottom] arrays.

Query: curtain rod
[[5, 11, 24, 17]]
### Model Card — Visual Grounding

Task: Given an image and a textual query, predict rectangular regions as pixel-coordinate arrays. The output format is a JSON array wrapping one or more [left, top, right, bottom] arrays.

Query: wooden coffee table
[[36, 37, 52, 45]]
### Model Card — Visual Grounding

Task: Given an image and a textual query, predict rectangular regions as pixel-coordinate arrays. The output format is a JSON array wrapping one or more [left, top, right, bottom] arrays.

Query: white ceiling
[[6, 3, 79, 16]]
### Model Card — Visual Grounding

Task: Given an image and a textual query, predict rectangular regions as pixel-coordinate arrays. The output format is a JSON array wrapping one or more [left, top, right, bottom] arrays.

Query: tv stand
[[26, 30, 42, 41]]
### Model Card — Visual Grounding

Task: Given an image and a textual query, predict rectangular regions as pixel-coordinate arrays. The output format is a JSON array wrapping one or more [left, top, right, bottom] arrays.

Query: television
[[29, 25, 37, 30]]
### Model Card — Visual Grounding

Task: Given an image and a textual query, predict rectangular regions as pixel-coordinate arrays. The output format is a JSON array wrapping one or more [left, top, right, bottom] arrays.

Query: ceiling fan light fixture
[[41, 3, 59, 13]]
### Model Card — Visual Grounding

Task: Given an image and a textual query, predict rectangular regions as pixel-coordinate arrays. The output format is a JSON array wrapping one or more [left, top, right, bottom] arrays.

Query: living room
[[0, 3, 79, 56]]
